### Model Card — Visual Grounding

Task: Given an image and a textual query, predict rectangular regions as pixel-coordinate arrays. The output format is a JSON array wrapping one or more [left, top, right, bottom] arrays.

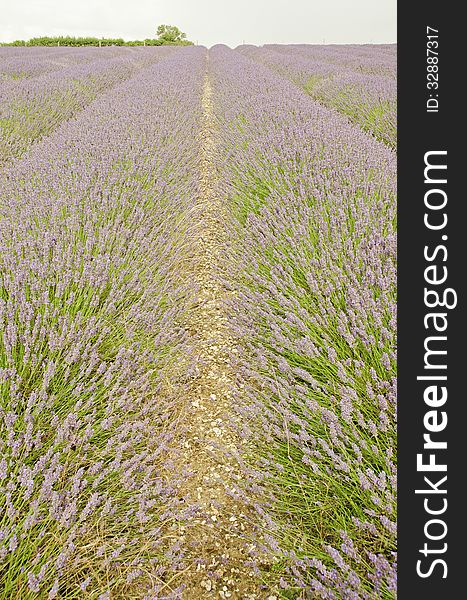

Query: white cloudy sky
[[0, 0, 396, 47]]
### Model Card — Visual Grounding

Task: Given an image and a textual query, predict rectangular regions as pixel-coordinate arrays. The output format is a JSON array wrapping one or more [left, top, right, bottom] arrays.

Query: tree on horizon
[[156, 25, 187, 44]]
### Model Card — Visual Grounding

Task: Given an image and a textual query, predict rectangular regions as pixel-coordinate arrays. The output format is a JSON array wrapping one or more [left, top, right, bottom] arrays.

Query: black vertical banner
[[398, 4, 463, 599]]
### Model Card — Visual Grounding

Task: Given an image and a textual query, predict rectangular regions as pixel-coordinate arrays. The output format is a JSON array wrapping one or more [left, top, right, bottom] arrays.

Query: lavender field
[[0, 44, 396, 599]]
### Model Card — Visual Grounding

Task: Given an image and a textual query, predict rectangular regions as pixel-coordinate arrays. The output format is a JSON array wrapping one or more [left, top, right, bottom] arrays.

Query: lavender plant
[[210, 46, 396, 598], [0, 46, 205, 598]]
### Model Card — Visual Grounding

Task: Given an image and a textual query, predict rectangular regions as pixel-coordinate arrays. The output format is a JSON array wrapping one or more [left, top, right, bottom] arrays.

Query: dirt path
[[173, 55, 272, 600]]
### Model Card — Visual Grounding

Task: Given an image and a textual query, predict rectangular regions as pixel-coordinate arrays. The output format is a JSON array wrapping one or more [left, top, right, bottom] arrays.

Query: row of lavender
[[0, 47, 205, 598], [0, 47, 174, 164], [210, 46, 396, 598], [237, 45, 396, 148]]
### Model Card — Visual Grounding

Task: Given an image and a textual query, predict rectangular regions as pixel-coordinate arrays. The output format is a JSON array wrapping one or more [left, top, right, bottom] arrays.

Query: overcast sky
[[0, 0, 396, 47]]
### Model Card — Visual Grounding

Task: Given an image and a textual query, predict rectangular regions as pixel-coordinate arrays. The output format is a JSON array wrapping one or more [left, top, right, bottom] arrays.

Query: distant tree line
[[1, 25, 193, 47]]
